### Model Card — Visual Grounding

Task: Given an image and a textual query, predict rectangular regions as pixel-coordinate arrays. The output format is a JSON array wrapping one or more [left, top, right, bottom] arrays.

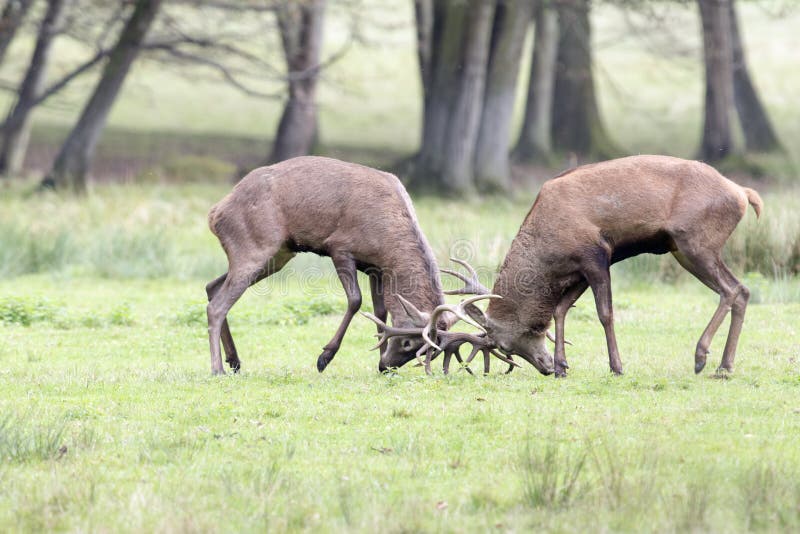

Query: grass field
[[1, 274, 799, 532], [0, 182, 799, 532]]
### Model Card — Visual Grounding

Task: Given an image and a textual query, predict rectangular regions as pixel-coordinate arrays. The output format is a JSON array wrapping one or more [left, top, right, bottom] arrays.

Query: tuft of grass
[[521, 436, 587, 509], [0, 222, 73, 278], [740, 462, 800, 530], [0, 416, 67, 464], [89, 228, 176, 279]]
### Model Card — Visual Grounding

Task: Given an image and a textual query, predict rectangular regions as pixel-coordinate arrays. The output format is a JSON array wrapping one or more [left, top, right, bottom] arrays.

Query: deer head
[[442, 258, 555, 376], [364, 293, 521, 374]]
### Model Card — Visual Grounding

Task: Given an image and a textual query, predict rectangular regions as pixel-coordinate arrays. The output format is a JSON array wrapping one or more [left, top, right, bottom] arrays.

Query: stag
[[205, 156, 508, 375], [444, 155, 763, 377]]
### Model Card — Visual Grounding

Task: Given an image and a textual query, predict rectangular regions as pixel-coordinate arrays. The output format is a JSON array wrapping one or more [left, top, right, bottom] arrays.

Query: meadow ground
[[1, 184, 799, 532]]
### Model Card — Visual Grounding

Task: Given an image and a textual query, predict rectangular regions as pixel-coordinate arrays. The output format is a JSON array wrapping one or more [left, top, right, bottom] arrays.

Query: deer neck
[[487, 233, 559, 333]]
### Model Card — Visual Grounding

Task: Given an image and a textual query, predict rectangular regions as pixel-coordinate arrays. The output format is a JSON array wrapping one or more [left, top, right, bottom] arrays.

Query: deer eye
[[401, 338, 415, 351]]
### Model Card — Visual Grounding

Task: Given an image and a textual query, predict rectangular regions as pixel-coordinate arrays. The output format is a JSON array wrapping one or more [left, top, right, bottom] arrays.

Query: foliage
[[1, 183, 799, 285], [141, 155, 237, 185]]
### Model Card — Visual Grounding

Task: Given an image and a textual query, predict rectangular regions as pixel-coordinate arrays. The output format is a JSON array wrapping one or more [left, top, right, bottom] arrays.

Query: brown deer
[[205, 156, 497, 375], [443, 155, 763, 377]]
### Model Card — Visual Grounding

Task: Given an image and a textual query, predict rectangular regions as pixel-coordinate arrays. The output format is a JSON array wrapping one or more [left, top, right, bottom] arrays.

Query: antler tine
[[441, 257, 491, 295], [490, 349, 522, 369], [451, 257, 480, 279], [414, 344, 431, 372], [396, 295, 430, 325], [546, 330, 572, 346], [360, 312, 423, 351]]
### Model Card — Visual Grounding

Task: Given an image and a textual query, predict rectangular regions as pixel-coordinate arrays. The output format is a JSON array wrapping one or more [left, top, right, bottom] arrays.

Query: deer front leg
[[368, 270, 388, 357], [584, 259, 623, 375], [553, 279, 588, 378], [317, 254, 361, 372]]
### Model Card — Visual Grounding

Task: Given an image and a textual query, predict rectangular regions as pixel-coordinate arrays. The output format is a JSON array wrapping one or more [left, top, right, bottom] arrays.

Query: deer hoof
[[227, 357, 241, 373], [713, 366, 733, 379], [212, 367, 226, 376], [694, 359, 707, 374], [317, 349, 336, 373]]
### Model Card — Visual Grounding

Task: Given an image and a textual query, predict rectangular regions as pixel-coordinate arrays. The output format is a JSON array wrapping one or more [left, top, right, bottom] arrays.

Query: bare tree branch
[[146, 44, 283, 99]]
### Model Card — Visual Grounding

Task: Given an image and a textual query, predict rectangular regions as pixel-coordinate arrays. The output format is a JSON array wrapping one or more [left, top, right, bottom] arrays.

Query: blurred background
[[0, 0, 798, 284]]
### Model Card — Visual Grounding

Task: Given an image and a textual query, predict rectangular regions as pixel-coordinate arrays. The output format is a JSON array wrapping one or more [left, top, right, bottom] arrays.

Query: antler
[[438, 332, 520, 375], [421, 294, 502, 351], [360, 312, 423, 350], [360, 294, 517, 375], [441, 257, 491, 295], [395, 294, 430, 326]]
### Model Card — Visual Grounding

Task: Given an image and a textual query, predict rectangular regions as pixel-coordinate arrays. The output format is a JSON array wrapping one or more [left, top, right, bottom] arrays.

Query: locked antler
[[441, 257, 491, 295], [437, 332, 519, 375], [421, 294, 501, 351], [360, 293, 519, 375]]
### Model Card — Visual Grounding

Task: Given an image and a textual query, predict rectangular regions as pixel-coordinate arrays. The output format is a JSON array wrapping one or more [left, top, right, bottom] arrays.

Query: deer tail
[[743, 187, 763, 219]]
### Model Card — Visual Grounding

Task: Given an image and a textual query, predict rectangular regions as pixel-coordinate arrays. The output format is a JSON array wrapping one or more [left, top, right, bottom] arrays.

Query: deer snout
[[516, 346, 554, 376]]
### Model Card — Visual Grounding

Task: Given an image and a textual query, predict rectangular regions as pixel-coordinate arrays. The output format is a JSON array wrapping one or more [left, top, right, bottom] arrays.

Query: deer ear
[[464, 302, 489, 330]]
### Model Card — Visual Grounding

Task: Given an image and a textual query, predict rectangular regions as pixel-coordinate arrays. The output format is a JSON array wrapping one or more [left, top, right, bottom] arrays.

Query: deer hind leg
[[582, 252, 623, 375], [553, 279, 589, 378], [671, 248, 745, 374], [317, 253, 362, 373], [208, 273, 252, 376], [207, 273, 242, 372], [207, 247, 294, 375]]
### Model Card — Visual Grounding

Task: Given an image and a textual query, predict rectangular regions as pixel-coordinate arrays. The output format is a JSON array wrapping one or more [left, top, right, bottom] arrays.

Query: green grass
[[1, 181, 798, 282], [1, 274, 799, 532], [0, 179, 797, 531]]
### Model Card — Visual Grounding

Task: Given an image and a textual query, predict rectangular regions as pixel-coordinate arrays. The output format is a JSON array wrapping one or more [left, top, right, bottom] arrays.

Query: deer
[[459, 155, 762, 377], [390, 155, 762, 378], [205, 156, 506, 375]]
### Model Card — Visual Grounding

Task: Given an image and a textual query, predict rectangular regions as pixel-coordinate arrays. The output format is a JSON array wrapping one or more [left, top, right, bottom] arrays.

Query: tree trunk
[[0, 0, 33, 67], [413, 0, 465, 190], [413, 0, 495, 194], [513, 0, 558, 164], [697, 0, 734, 162], [551, 0, 618, 160], [0, 0, 67, 178], [268, 0, 325, 163], [473, 0, 534, 192], [438, 0, 495, 193], [729, 0, 780, 152], [414, 0, 435, 97], [42, 0, 162, 193]]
